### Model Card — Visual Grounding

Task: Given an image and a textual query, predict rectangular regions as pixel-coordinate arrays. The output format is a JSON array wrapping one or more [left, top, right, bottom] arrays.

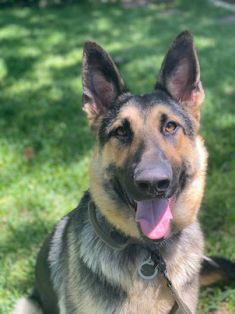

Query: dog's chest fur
[[118, 280, 174, 314], [78, 278, 174, 314], [47, 196, 203, 314]]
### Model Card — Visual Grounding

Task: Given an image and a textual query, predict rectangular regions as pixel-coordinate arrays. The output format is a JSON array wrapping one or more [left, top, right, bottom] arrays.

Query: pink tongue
[[135, 199, 173, 240]]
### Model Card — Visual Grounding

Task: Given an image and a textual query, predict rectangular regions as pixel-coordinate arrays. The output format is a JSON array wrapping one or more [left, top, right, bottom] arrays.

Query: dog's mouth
[[112, 178, 176, 241], [135, 198, 174, 240], [122, 189, 175, 240]]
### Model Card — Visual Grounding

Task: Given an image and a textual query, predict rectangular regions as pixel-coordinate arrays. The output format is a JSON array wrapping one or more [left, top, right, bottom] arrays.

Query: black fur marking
[[160, 113, 168, 127], [201, 257, 235, 281], [34, 232, 60, 314], [143, 91, 194, 135], [78, 258, 127, 311], [129, 140, 146, 168], [141, 90, 195, 137], [171, 160, 193, 198], [104, 141, 145, 207], [104, 164, 135, 210], [98, 93, 133, 146], [109, 118, 133, 145], [102, 173, 126, 205], [178, 162, 190, 193]]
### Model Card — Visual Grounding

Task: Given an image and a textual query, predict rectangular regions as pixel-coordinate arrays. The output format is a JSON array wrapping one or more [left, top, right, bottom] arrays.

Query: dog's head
[[82, 31, 207, 242]]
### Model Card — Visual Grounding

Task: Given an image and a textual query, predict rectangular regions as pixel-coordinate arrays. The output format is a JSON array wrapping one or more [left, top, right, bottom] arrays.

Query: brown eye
[[114, 126, 127, 138], [111, 119, 133, 143], [164, 121, 178, 134]]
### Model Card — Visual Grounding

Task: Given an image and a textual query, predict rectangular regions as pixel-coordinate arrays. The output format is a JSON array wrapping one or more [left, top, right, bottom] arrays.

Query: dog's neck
[[86, 198, 193, 314], [88, 198, 183, 252], [88, 200, 134, 250]]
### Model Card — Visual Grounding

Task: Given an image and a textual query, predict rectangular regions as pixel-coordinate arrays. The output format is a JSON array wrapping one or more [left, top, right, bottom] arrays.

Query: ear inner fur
[[155, 31, 204, 125], [82, 41, 127, 130]]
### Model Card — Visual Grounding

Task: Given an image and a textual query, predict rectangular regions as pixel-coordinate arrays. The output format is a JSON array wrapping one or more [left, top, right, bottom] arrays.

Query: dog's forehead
[[119, 91, 178, 120], [116, 91, 194, 137]]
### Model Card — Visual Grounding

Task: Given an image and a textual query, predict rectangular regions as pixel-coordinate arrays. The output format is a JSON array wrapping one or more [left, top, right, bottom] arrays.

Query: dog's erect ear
[[156, 31, 204, 122], [82, 41, 127, 130]]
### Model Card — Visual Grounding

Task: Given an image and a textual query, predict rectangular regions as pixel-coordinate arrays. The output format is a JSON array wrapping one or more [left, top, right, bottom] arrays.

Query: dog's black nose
[[134, 167, 172, 195]]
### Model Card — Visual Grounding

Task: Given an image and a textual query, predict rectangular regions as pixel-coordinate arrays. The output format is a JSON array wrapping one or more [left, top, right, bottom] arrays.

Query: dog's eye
[[111, 119, 132, 143], [163, 121, 178, 134], [114, 126, 128, 138]]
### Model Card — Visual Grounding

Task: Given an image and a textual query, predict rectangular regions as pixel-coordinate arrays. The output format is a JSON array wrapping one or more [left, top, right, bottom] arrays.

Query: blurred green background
[[0, 0, 234, 313]]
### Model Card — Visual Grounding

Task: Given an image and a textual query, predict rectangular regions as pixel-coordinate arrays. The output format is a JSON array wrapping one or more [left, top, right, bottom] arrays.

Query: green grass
[[0, 1, 235, 313]]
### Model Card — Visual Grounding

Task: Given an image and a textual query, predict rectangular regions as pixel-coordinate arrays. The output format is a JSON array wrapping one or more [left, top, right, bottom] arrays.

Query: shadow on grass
[[0, 219, 53, 293], [1, 220, 51, 257], [0, 1, 234, 210]]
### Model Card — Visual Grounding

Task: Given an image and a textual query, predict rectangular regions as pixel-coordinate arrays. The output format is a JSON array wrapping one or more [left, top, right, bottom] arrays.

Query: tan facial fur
[[90, 103, 144, 239], [172, 136, 207, 229], [101, 104, 144, 168], [90, 152, 140, 239], [89, 100, 208, 239]]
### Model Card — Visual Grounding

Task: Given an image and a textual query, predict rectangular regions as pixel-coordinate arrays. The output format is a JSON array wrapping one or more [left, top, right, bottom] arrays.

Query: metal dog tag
[[138, 256, 158, 280]]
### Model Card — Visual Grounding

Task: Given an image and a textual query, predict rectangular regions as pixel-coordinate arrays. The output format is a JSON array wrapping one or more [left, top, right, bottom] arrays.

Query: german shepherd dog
[[14, 31, 235, 314]]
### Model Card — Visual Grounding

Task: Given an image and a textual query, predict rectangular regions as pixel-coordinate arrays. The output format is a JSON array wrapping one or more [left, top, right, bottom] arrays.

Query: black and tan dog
[[14, 31, 235, 314]]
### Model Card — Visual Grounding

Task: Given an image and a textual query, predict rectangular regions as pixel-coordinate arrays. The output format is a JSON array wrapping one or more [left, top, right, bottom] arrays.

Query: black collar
[[88, 200, 134, 250], [88, 200, 192, 314]]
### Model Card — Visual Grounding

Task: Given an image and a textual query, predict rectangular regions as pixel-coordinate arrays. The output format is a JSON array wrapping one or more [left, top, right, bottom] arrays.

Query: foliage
[[0, 0, 174, 9], [0, 0, 234, 313]]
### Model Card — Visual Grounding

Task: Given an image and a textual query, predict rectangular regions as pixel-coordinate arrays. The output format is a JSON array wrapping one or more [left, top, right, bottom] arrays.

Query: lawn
[[0, 0, 234, 313]]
